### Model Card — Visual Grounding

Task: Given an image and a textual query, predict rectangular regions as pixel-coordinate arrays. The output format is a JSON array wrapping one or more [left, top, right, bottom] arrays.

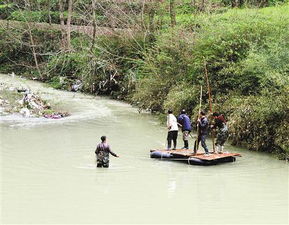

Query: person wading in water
[[95, 136, 119, 168]]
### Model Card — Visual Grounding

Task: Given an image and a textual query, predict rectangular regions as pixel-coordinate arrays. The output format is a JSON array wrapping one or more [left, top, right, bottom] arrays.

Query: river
[[0, 74, 288, 224]]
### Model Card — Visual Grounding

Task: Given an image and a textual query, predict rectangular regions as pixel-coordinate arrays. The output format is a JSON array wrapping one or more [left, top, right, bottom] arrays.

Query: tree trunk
[[27, 23, 42, 79], [201, 0, 205, 11], [148, 2, 156, 33], [59, 0, 66, 49], [25, 0, 42, 79], [169, 0, 176, 27], [191, 0, 196, 8], [48, 0, 52, 25], [66, 0, 73, 51], [37, 0, 40, 10], [239, 0, 244, 7], [91, 0, 97, 51]]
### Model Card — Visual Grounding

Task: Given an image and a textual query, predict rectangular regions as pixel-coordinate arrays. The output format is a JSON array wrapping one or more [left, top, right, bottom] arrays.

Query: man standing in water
[[197, 111, 210, 155], [212, 112, 229, 154], [167, 110, 178, 150], [95, 136, 119, 168], [177, 109, 192, 149]]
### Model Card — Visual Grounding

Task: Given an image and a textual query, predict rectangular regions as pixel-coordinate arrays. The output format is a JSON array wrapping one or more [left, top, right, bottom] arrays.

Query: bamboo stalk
[[194, 85, 202, 154], [204, 61, 216, 152]]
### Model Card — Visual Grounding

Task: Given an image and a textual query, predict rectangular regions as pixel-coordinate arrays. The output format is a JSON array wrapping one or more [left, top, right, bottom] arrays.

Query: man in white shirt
[[167, 110, 179, 150]]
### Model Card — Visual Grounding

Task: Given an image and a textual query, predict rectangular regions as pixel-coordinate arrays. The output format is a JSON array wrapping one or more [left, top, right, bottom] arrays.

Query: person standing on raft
[[177, 109, 192, 149], [197, 111, 210, 155], [95, 136, 119, 168], [211, 112, 229, 154], [167, 110, 178, 150]]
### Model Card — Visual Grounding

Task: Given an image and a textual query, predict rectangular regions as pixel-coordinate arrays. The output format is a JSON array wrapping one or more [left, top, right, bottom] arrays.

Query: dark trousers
[[167, 130, 178, 149], [97, 162, 109, 168], [182, 130, 190, 148], [198, 134, 209, 153]]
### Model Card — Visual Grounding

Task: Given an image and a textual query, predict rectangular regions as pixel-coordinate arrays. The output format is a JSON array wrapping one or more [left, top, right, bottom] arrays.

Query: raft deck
[[150, 149, 241, 165]]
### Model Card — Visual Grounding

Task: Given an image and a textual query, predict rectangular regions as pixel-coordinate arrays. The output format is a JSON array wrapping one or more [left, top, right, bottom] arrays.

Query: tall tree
[[91, 0, 97, 51], [23, 0, 43, 79], [66, 0, 73, 50], [169, 0, 176, 27], [47, 0, 52, 25], [59, 0, 67, 49]]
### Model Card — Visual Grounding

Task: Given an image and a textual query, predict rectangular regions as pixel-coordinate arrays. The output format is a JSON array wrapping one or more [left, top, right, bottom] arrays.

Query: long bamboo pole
[[194, 85, 202, 154], [204, 61, 216, 153]]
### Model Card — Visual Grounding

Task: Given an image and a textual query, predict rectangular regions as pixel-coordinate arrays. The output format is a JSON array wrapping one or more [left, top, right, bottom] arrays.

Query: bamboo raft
[[150, 149, 241, 165]]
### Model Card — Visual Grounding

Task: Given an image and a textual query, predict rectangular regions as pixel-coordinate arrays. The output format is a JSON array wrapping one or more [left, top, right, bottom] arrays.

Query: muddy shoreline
[[0, 76, 69, 119]]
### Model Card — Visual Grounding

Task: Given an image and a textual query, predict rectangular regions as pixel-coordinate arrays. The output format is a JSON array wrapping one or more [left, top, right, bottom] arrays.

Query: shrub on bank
[[0, 27, 61, 76], [44, 33, 147, 97], [133, 4, 289, 109], [219, 89, 289, 157], [132, 4, 289, 156]]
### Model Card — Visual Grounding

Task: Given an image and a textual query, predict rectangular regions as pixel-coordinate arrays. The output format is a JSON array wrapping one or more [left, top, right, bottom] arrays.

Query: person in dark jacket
[[197, 111, 209, 154], [95, 136, 119, 168], [177, 109, 192, 149], [212, 112, 229, 153]]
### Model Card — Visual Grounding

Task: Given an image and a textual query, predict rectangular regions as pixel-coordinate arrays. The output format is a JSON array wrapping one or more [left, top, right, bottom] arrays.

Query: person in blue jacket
[[177, 109, 192, 149]]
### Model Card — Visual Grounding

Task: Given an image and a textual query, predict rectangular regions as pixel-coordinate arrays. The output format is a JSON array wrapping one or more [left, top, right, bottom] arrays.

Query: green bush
[[220, 88, 289, 157], [131, 4, 289, 155], [48, 76, 65, 89], [44, 33, 148, 96], [163, 83, 200, 114], [0, 3, 15, 19], [46, 51, 88, 79], [0, 27, 61, 77], [132, 28, 195, 110], [133, 4, 289, 109]]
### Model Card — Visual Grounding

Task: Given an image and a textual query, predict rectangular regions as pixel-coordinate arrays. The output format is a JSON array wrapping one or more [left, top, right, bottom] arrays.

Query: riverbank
[[0, 4, 288, 158], [0, 74, 115, 127], [0, 74, 69, 119]]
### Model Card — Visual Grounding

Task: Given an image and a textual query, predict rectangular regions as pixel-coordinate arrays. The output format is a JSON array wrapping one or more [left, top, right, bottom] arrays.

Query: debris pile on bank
[[0, 83, 69, 119]]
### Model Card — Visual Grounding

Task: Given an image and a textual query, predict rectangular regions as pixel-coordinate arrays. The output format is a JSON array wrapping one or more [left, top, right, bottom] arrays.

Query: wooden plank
[[150, 149, 241, 161], [190, 153, 241, 161]]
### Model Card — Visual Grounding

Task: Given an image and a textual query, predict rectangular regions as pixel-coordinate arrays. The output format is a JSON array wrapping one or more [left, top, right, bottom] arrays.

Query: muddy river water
[[0, 74, 288, 224]]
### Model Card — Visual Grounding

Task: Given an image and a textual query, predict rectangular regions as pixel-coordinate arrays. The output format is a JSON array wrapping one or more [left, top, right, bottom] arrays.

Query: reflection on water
[[0, 74, 288, 224]]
